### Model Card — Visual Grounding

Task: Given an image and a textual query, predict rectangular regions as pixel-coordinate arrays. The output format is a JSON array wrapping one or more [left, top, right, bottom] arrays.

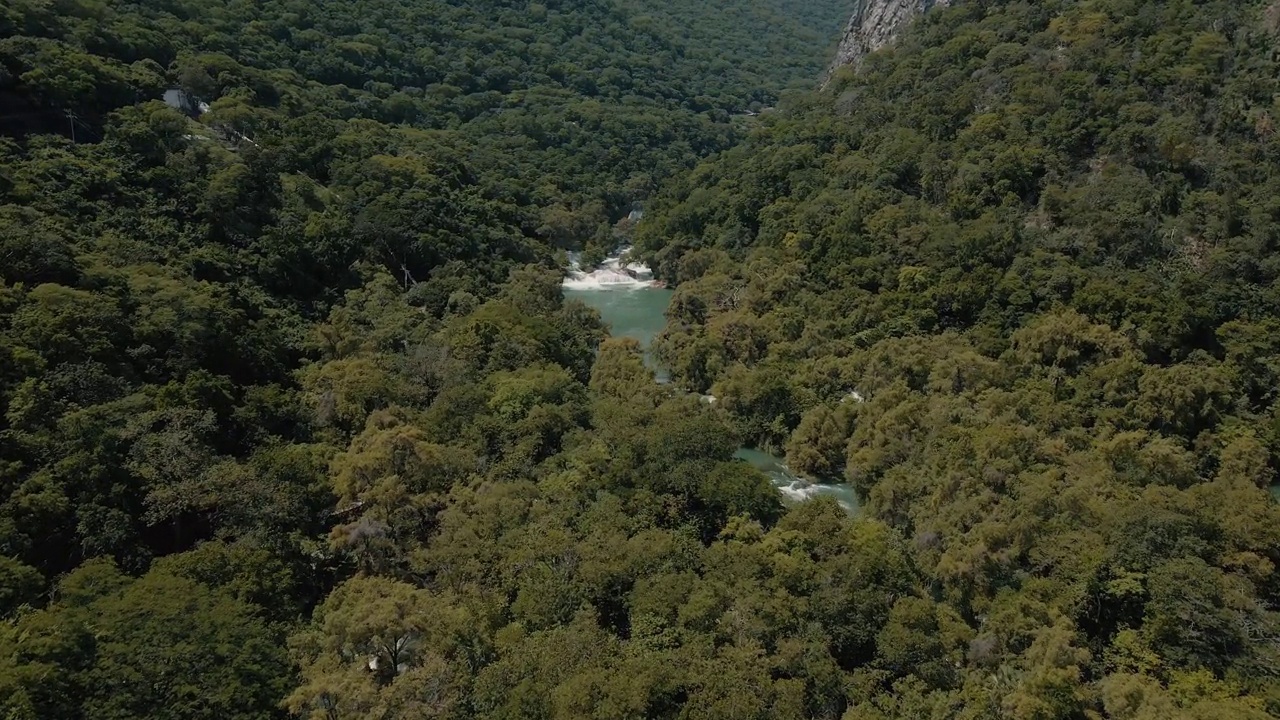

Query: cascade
[[562, 248, 657, 291]]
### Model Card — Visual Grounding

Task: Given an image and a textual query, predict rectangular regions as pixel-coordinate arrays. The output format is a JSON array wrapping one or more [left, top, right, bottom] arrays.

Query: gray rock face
[[825, 0, 949, 80]]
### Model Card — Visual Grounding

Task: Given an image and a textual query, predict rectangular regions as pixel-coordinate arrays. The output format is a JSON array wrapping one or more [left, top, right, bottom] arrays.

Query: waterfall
[[562, 247, 657, 290]]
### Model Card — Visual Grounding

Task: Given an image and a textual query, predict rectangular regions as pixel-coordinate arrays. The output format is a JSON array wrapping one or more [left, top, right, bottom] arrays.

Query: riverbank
[[563, 249, 860, 513]]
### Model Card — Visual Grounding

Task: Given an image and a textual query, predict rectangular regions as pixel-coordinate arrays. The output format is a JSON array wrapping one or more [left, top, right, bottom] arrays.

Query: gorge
[[6, 0, 1280, 716], [563, 250, 860, 511]]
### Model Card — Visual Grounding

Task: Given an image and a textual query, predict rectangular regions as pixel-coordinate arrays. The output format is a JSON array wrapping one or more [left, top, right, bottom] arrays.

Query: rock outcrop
[[825, 0, 949, 81]]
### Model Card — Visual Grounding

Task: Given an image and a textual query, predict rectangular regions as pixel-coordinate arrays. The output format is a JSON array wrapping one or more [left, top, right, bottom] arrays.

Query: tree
[[875, 596, 971, 690], [3, 560, 289, 720], [0, 555, 41, 617], [287, 576, 473, 720], [1143, 558, 1245, 675], [786, 402, 857, 478], [328, 410, 475, 570], [590, 337, 659, 404]]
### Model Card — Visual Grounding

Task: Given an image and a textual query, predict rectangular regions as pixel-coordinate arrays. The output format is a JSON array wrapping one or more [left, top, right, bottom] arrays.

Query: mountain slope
[[7, 0, 1280, 717], [638, 0, 1280, 712], [0, 0, 847, 264]]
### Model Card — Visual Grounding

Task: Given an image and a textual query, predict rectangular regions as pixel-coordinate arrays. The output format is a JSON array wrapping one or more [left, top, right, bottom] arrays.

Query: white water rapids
[[562, 249, 657, 290]]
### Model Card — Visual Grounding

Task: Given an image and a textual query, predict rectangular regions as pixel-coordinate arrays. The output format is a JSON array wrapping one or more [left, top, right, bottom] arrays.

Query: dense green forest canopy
[[634, 0, 1280, 714], [0, 0, 847, 264], [5, 0, 1280, 718]]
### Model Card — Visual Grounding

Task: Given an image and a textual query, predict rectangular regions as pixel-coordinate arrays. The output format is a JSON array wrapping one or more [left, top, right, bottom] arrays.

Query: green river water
[[565, 286, 861, 512]]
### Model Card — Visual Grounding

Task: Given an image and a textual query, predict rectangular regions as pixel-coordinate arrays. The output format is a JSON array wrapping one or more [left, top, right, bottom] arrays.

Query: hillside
[[5, 0, 1280, 718], [637, 0, 1280, 714], [0, 1, 857, 718], [0, 0, 848, 272]]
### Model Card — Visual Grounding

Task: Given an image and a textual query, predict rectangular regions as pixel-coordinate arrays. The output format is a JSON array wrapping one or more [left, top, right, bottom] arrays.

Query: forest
[[3, 0, 1280, 718]]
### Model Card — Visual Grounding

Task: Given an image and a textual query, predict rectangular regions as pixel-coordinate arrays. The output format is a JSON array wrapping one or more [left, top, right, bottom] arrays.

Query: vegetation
[[4, 0, 1280, 717], [636, 0, 1280, 714], [0, 0, 848, 263]]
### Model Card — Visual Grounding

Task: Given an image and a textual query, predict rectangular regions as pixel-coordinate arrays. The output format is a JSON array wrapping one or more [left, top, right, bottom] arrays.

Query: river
[[564, 251, 860, 513]]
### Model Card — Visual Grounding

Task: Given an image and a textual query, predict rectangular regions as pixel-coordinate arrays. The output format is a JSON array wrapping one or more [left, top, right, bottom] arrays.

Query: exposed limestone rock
[[824, 0, 950, 82]]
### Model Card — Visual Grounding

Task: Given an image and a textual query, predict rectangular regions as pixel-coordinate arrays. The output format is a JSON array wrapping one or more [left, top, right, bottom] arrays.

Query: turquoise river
[[564, 283, 861, 513]]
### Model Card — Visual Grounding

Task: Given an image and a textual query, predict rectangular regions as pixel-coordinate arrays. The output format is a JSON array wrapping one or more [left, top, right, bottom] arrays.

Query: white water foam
[[741, 448, 858, 512], [776, 479, 823, 503], [768, 469, 854, 509], [562, 247, 656, 291]]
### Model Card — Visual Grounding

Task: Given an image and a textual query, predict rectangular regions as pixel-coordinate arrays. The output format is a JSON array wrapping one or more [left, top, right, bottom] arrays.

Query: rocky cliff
[[825, 0, 949, 80]]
